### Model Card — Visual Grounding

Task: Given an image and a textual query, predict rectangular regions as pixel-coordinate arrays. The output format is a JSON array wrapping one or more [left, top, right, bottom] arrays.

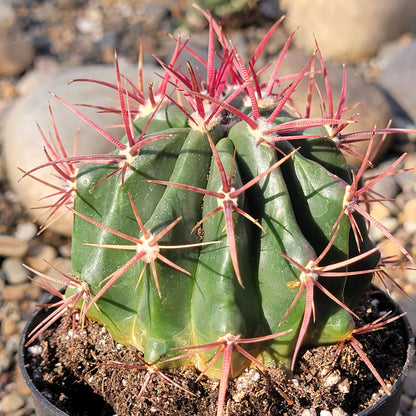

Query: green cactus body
[[134, 127, 226, 364], [71, 101, 372, 375], [278, 140, 354, 343], [72, 108, 192, 346], [190, 137, 266, 377], [63, 17, 384, 388], [228, 121, 315, 367]]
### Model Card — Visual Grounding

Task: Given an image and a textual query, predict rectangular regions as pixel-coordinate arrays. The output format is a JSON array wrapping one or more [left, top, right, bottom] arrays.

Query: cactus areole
[[23, 8, 415, 416]]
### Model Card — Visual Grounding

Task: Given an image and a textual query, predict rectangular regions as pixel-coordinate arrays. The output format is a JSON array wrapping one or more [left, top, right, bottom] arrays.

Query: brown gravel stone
[[0, 235, 28, 258], [1, 283, 41, 302], [403, 199, 416, 223]]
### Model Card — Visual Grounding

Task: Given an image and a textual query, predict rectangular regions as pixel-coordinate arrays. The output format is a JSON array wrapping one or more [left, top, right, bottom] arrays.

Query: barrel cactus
[[23, 9, 414, 416]]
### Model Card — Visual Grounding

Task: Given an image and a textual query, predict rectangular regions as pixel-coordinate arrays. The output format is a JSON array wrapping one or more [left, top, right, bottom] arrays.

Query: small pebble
[[403, 367, 416, 397], [337, 378, 350, 394], [399, 393, 414, 413], [2, 257, 28, 285], [0, 392, 25, 413], [322, 370, 341, 388], [370, 202, 394, 223], [409, 405, 416, 416], [403, 199, 416, 222], [0, 235, 28, 258], [0, 349, 13, 373], [45, 257, 73, 284], [401, 199, 416, 235], [27, 345, 43, 356], [26, 244, 57, 273], [0, 34, 35, 76], [404, 221, 416, 236], [369, 217, 399, 242], [76, 14, 103, 39], [14, 221, 38, 242], [404, 268, 416, 286], [331, 408, 347, 416], [1, 283, 41, 301], [58, 243, 71, 258], [1, 316, 17, 337]]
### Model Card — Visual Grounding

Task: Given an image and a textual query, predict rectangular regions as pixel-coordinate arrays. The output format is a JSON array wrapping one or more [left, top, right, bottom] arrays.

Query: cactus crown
[[23, 8, 414, 416]]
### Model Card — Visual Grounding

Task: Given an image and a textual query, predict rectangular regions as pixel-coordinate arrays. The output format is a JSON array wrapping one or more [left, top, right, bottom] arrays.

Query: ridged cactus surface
[[70, 92, 376, 377]]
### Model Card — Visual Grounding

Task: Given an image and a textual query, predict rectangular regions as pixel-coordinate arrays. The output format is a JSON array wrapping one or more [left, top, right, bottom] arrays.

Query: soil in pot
[[25, 287, 411, 416]]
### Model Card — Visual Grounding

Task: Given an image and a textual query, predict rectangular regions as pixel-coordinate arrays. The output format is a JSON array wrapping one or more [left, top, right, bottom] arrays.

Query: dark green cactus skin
[[72, 105, 378, 376], [190, 137, 266, 376], [71, 101, 378, 376]]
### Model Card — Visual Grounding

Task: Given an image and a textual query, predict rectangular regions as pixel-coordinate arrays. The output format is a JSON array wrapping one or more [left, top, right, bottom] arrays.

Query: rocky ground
[[0, 1, 416, 415]]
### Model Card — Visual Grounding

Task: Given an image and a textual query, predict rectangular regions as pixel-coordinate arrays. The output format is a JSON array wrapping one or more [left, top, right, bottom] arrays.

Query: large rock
[[378, 39, 416, 125], [2, 61, 161, 236], [280, 0, 416, 63]]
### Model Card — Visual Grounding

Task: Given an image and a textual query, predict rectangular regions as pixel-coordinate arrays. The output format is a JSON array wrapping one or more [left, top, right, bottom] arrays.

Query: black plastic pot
[[18, 295, 115, 416], [19, 288, 414, 416], [355, 288, 414, 416]]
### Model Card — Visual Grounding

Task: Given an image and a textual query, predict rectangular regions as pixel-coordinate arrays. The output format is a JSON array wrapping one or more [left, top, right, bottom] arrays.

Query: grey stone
[[409, 403, 416, 416], [13, 221, 38, 242], [368, 158, 401, 200], [280, 0, 416, 63], [378, 40, 416, 124], [396, 294, 416, 335], [399, 394, 414, 413], [2, 257, 28, 285], [403, 367, 416, 397], [0, 348, 13, 373]]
